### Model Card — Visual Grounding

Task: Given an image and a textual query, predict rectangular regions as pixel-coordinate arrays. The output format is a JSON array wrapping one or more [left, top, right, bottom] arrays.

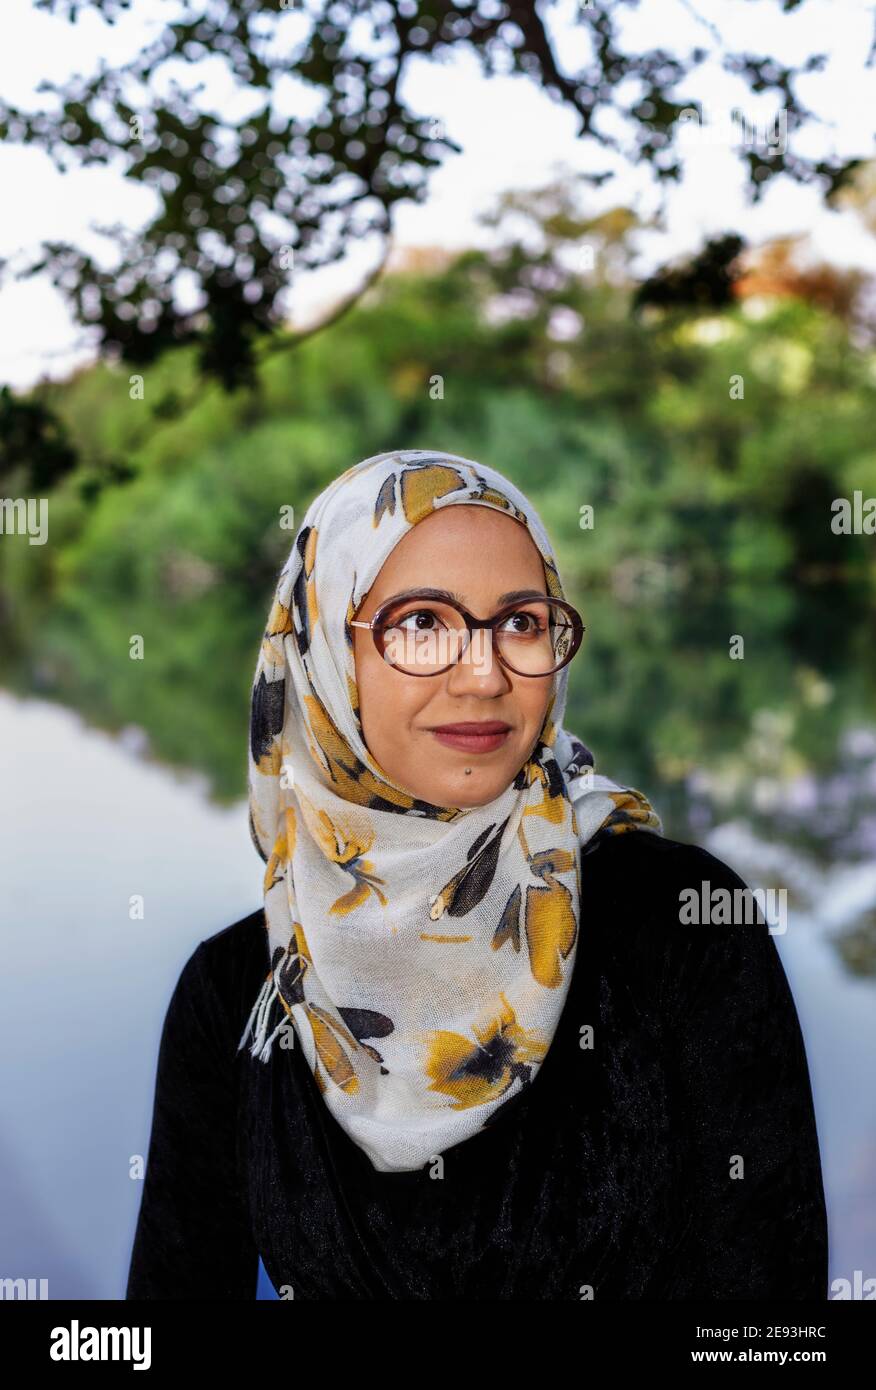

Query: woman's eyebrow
[[384, 587, 547, 606]]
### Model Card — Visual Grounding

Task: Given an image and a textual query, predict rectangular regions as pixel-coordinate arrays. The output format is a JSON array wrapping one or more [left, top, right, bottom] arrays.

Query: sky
[[0, 0, 874, 389]]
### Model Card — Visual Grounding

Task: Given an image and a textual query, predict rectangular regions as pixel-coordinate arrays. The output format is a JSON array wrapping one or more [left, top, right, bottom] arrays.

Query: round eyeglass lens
[[378, 598, 574, 675]]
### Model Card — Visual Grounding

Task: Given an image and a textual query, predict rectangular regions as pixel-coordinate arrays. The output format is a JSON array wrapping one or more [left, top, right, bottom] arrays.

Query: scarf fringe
[[237, 973, 287, 1063]]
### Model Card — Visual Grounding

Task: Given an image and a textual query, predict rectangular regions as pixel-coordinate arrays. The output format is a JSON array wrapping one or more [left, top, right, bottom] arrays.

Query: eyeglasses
[[350, 589, 585, 678]]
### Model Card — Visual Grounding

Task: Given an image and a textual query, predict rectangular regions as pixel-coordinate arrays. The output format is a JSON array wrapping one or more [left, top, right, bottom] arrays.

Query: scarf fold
[[238, 449, 662, 1172]]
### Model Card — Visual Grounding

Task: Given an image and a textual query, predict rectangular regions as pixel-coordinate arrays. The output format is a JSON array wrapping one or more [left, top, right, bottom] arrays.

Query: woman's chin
[[422, 773, 511, 810]]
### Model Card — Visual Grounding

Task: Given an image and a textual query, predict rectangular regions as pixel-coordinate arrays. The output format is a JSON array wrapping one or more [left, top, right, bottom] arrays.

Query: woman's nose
[[444, 628, 512, 694]]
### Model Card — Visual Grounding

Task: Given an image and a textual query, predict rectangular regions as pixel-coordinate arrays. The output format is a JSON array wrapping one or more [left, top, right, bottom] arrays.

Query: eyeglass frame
[[349, 588, 585, 678]]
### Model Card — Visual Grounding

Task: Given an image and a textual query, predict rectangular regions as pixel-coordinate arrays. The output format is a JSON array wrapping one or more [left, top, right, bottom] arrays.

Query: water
[[0, 690, 261, 1299]]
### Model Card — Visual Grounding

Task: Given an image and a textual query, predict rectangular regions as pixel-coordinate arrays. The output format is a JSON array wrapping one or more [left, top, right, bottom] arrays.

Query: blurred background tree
[[0, 0, 866, 389]]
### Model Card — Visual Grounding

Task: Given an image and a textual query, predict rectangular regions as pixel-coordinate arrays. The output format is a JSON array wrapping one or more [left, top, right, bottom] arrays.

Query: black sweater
[[125, 828, 829, 1300]]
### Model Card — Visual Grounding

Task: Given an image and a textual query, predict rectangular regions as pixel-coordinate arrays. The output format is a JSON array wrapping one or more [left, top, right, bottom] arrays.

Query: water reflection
[[0, 690, 259, 1299]]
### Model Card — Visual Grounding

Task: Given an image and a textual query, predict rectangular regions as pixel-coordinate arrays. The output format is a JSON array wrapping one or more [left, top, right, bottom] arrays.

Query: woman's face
[[352, 504, 555, 809]]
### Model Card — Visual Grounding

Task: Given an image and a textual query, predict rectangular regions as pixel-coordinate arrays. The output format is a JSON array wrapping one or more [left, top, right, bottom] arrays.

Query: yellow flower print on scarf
[[491, 829, 578, 989], [373, 461, 530, 529], [270, 923, 397, 1094], [291, 796, 389, 914], [422, 993, 549, 1110], [263, 804, 298, 894], [604, 787, 663, 834]]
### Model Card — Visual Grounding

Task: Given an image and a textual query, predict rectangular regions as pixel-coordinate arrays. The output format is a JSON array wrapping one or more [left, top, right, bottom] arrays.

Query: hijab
[[238, 449, 662, 1173]]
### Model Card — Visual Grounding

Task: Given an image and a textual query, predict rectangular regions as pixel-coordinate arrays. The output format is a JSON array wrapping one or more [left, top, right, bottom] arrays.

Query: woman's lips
[[429, 724, 511, 753]]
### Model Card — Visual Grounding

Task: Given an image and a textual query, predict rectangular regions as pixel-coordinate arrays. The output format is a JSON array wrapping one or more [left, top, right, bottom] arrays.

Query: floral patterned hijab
[[238, 449, 662, 1172]]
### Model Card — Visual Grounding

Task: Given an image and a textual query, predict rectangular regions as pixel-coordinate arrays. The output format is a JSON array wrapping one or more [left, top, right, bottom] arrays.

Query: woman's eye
[[397, 608, 442, 631], [500, 610, 542, 635]]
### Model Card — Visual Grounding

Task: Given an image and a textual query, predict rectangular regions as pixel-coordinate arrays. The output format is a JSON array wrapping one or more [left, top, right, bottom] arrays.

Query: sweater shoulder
[[578, 826, 793, 1028], [197, 907, 270, 975], [580, 825, 748, 898], [577, 826, 760, 986], [171, 909, 270, 1049]]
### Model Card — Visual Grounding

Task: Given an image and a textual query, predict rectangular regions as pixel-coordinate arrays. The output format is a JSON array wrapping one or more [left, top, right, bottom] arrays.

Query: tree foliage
[[1, 0, 865, 387], [0, 384, 79, 491]]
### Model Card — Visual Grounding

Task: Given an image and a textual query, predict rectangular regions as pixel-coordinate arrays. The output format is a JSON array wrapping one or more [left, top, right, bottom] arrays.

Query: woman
[[126, 448, 828, 1300]]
